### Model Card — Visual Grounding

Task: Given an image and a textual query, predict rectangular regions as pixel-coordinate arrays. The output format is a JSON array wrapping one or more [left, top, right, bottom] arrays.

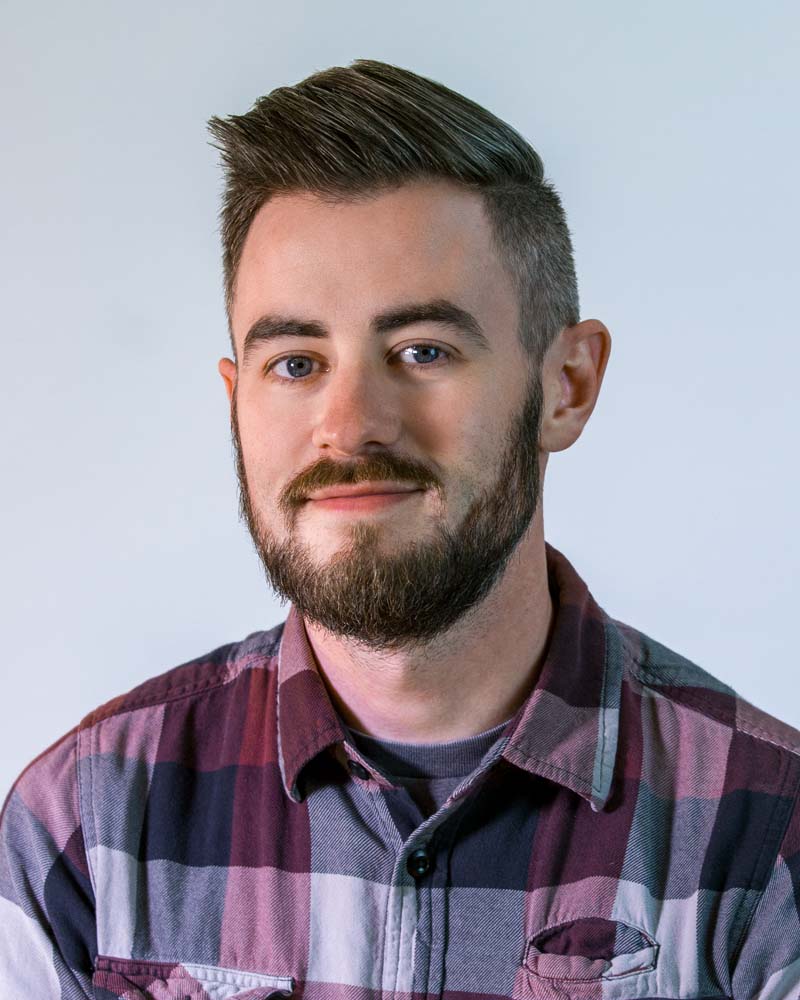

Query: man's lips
[[305, 482, 423, 501], [302, 483, 426, 513]]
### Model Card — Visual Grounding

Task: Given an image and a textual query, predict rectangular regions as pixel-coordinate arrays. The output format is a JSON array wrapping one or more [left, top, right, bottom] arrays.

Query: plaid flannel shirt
[[2, 542, 800, 1000]]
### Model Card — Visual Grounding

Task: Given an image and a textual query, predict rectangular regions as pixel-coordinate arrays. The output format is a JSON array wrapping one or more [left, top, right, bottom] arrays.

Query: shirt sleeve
[[0, 728, 96, 999], [731, 788, 800, 1000]]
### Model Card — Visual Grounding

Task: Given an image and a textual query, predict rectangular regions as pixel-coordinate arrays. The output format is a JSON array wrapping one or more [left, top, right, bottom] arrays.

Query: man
[[1, 59, 798, 1000]]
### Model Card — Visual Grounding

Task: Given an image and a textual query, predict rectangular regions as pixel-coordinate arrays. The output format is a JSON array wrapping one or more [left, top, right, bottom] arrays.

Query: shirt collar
[[497, 543, 623, 812], [276, 542, 623, 812], [276, 606, 349, 802]]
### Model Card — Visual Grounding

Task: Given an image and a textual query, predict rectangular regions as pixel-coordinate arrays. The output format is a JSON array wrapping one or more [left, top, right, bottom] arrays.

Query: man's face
[[222, 179, 545, 651]]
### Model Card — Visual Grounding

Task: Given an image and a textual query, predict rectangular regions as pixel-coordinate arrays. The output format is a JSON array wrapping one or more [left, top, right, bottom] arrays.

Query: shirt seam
[[616, 619, 800, 759], [629, 672, 800, 760], [82, 646, 278, 729], [84, 670, 235, 725], [728, 748, 800, 981], [76, 719, 98, 899], [594, 614, 612, 795], [380, 861, 393, 996], [505, 745, 596, 794]]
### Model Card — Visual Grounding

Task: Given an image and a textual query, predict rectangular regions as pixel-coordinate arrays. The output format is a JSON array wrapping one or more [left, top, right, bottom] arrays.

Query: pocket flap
[[525, 918, 658, 983], [92, 956, 294, 1000]]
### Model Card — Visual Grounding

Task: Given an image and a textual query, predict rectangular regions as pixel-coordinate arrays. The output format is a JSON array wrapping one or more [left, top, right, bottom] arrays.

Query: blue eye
[[397, 345, 448, 366], [270, 356, 318, 379], [267, 343, 451, 382]]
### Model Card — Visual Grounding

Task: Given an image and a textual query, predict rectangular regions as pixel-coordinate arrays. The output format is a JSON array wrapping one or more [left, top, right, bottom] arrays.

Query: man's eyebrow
[[240, 298, 491, 368]]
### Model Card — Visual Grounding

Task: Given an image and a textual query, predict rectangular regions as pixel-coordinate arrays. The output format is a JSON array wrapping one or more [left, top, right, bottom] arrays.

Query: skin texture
[[218, 178, 611, 742]]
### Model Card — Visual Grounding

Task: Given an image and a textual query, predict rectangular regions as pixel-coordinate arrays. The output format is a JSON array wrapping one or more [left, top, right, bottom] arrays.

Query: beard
[[229, 370, 543, 652]]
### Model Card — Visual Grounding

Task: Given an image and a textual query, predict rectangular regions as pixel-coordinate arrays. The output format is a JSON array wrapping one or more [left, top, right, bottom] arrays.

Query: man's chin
[[293, 516, 436, 559]]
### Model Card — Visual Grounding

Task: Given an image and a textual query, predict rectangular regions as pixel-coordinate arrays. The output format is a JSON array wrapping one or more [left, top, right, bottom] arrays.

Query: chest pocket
[[92, 956, 294, 1000], [523, 918, 658, 998]]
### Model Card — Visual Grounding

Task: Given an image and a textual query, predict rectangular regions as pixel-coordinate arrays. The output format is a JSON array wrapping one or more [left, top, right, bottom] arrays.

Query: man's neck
[[302, 516, 554, 743]]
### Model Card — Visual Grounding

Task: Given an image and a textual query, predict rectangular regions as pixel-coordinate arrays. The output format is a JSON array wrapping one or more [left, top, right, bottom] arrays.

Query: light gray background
[[2, 1, 798, 797]]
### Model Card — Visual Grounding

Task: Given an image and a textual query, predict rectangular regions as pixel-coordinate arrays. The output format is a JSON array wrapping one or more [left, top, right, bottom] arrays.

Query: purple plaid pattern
[[2, 542, 800, 999]]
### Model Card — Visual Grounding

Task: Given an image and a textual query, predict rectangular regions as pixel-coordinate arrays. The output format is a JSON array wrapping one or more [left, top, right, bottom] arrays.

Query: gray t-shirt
[[347, 719, 509, 818]]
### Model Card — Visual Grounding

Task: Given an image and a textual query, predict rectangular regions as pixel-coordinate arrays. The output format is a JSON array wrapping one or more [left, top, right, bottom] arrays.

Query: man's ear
[[218, 357, 237, 407], [538, 319, 611, 454]]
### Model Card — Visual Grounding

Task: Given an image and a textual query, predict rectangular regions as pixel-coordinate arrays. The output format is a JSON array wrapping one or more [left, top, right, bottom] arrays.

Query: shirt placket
[[338, 742, 449, 998], [364, 764, 491, 999], [379, 789, 453, 999]]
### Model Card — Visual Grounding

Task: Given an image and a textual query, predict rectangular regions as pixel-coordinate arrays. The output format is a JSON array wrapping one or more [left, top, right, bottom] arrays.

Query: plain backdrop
[[1, 0, 798, 797]]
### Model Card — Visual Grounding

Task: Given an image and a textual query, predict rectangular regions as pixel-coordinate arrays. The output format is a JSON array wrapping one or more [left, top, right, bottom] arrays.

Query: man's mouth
[[306, 482, 422, 501], [304, 482, 425, 512]]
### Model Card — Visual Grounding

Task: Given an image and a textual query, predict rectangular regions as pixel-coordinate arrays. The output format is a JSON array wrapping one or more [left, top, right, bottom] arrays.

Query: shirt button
[[406, 847, 432, 879], [347, 759, 371, 781]]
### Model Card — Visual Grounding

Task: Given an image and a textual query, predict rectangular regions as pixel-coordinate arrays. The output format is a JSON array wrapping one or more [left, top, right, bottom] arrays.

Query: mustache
[[278, 453, 442, 516]]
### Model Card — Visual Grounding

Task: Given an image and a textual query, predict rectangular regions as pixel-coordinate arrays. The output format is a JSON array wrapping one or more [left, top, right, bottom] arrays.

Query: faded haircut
[[207, 59, 580, 369]]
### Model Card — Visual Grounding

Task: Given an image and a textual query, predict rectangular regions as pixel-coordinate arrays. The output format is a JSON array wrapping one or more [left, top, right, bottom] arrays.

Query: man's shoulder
[[4, 619, 288, 810], [612, 615, 800, 760], [80, 619, 287, 730]]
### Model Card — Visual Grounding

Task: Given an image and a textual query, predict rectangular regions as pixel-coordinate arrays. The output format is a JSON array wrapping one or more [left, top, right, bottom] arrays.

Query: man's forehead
[[231, 179, 516, 344], [239, 179, 495, 267]]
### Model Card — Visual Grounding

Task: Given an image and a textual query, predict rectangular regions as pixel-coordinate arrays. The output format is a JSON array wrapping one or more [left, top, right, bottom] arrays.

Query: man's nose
[[310, 363, 402, 456]]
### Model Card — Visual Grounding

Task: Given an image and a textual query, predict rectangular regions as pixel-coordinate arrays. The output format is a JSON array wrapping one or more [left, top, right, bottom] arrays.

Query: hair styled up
[[207, 59, 579, 369]]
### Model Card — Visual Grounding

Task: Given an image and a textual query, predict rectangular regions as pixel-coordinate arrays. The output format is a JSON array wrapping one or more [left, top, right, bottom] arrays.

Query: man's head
[[208, 59, 579, 372], [210, 62, 609, 651]]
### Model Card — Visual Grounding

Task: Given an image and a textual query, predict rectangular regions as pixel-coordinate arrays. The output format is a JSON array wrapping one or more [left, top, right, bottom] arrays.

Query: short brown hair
[[208, 59, 579, 368]]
